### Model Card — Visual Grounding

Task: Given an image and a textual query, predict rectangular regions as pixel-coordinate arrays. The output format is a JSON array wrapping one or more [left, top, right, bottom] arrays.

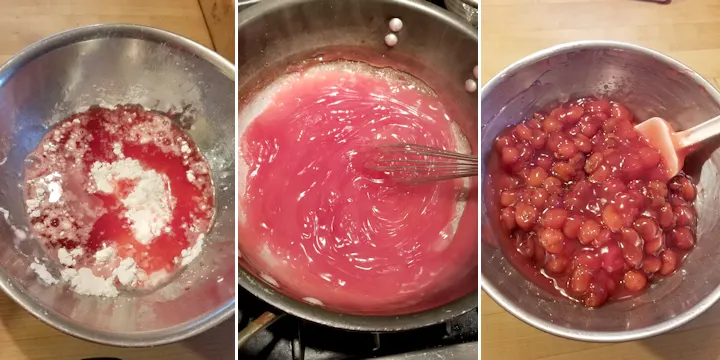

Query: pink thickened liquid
[[240, 65, 473, 313]]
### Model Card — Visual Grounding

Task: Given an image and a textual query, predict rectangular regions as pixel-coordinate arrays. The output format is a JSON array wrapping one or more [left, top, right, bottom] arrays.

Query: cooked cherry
[[610, 103, 632, 122], [551, 162, 576, 181], [542, 176, 564, 194], [592, 228, 613, 248], [658, 203, 675, 229], [570, 266, 594, 295], [674, 205, 696, 227], [623, 270, 647, 292], [539, 228, 565, 254], [602, 204, 624, 232], [530, 129, 548, 149], [584, 152, 603, 174], [563, 215, 584, 240], [501, 146, 521, 165], [495, 135, 516, 151], [500, 207, 516, 230], [633, 217, 660, 241], [642, 256, 662, 274], [670, 227, 695, 250], [660, 249, 678, 276], [584, 280, 609, 307], [514, 203, 537, 230], [585, 99, 611, 114], [513, 123, 533, 142], [541, 208, 568, 229], [543, 117, 563, 133], [644, 233, 665, 256], [528, 188, 549, 208], [546, 254, 570, 274]]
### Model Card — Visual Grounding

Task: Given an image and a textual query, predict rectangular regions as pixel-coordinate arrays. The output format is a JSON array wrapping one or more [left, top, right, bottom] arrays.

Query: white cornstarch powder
[[113, 257, 140, 287], [58, 247, 84, 266], [60, 268, 77, 282], [30, 259, 58, 285], [178, 234, 205, 267], [89, 158, 174, 245], [123, 170, 172, 244], [90, 158, 144, 194], [69, 268, 118, 298], [57, 248, 75, 266], [94, 245, 116, 264], [112, 142, 124, 158]]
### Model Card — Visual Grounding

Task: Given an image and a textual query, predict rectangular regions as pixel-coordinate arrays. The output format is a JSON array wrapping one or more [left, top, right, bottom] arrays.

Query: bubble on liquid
[[260, 273, 279, 287], [302, 297, 324, 306], [464, 79, 477, 93], [389, 18, 403, 32], [384, 33, 399, 47], [473, 65, 478, 79]]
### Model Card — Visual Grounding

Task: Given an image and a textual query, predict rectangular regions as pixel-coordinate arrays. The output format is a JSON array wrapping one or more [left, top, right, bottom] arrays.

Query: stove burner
[[237, 288, 478, 360]]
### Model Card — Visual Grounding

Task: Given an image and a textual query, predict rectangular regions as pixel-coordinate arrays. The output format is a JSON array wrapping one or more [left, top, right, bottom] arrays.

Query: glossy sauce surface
[[488, 98, 698, 307], [240, 67, 472, 312], [24, 105, 214, 287]]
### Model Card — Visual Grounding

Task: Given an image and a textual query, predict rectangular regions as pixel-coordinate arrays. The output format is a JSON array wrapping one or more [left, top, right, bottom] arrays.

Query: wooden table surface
[[0, 1, 232, 359], [199, 0, 235, 63], [482, 0, 720, 359]]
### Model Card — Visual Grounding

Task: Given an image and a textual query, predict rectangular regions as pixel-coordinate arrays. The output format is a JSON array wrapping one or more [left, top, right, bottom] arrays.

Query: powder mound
[[90, 158, 174, 245], [69, 268, 118, 298], [30, 259, 58, 285]]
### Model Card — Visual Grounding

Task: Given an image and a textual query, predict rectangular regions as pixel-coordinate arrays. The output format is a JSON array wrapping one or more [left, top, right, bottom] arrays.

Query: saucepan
[[237, 0, 478, 345], [0, 24, 235, 346]]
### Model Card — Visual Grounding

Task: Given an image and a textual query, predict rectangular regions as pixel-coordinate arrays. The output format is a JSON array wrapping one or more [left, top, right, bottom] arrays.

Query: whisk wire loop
[[366, 143, 478, 185]]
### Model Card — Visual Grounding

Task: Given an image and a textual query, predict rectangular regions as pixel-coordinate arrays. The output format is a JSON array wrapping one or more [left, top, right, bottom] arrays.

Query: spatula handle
[[677, 113, 720, 148]]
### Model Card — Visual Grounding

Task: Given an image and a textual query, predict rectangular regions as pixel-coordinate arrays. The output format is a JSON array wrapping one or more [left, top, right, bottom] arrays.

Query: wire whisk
[[365, 144, 478, 185]]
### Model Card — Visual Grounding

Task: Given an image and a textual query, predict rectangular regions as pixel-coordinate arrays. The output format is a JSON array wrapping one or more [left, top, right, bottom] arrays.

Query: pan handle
[[237, 311, 285, 349]]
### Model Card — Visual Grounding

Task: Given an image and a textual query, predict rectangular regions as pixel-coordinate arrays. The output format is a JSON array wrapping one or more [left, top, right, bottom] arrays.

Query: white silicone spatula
[[635, 114, 720, 178]]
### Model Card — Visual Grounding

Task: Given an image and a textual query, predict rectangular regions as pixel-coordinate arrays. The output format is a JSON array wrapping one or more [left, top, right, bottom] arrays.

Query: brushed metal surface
[[0, 24, 235, 346], [238, 0, 262, 11], [481, 41, 720, 342], [445, 0, 478, 27], [368, 342, 478, 359]]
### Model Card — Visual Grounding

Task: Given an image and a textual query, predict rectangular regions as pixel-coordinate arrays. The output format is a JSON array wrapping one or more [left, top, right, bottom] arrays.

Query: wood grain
[[199, 0, 236, 63], [0, 1, 231, 359], [0, 0, 214, 64], [482, 0, 720, 359], [0, 291, 234, 360]]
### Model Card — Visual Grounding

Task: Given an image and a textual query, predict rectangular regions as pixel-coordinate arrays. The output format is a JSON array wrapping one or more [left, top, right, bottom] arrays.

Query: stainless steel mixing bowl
[[0, 24, 235, 346], [481, 41, 720, 341]]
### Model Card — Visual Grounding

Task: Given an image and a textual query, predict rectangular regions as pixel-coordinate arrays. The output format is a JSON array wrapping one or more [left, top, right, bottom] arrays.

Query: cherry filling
[[489, 98, 698, 307]]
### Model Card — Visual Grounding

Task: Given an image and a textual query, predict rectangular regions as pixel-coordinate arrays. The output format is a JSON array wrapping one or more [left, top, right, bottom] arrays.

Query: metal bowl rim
[[0, 23, 235, 347], [238, 269, 478, 331], [237, 0, 478, 41], [480, 39, 720, 342]]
